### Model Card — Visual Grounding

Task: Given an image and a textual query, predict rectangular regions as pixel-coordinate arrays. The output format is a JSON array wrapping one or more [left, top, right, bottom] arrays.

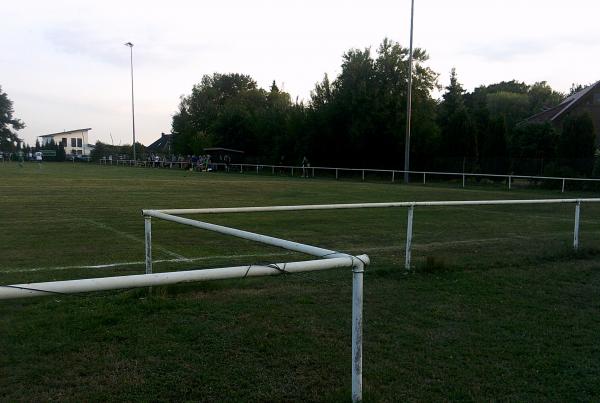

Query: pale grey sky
[[1, 0, 599, 146]]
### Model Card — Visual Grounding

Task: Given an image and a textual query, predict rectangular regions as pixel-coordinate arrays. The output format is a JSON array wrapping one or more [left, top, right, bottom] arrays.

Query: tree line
[[171, 38, 598, 177], [1, 38, 597, 176]]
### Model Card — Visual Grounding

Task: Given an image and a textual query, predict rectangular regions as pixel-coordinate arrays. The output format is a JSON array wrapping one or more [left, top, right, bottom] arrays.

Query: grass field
[[1, 162, 600, 401]]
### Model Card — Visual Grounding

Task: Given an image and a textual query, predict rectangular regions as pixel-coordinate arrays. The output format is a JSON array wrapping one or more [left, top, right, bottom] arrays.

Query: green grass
[[1, 162, 600, 401]]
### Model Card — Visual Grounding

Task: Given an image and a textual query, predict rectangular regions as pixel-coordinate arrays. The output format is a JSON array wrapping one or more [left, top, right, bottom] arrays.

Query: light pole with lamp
[[125, 42, 137, 162], [404, 0, 415, 183]]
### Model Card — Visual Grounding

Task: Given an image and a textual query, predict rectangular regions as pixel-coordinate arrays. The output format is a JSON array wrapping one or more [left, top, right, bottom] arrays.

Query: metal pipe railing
[[141, 209, 368, 402], [100, 158, 600, 192], [147, 197, 600, 271], [147, 198, 600, 216], [142, 210, 355, 262], [0, 256, 362, 300]]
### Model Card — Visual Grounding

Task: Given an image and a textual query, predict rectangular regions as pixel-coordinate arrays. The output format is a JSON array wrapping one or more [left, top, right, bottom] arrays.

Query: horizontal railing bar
[[145, 198, 600, 216], [143, 210, 361, 261], [102, 159, 600, 183], [0, 256, 365, 300]]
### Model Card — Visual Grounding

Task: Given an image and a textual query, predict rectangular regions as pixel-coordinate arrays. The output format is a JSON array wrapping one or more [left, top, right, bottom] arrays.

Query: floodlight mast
[[404, 0, 415, 183], [125, 42, 136, 162]]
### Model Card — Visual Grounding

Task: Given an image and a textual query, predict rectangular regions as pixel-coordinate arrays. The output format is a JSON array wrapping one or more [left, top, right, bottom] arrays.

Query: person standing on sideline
[[224, 154, 231, 172], [301, 156, 309, 178]]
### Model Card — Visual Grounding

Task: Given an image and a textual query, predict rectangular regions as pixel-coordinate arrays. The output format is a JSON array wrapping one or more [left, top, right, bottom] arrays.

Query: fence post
[[462, 174, 466, 188], [351, 258, 364, 403], [272, 166, 275, 175], [508, 176, 512, 191], [292, 167, 294, 177], [423, 172, 426, 185], [256, 165, 259, 174], [240, 164, 243, 173], [144, 216, 152, 274], [573, 200, 581, 251], [562, 178, 566, 193], [336, 169, 339, 180], [312, 167, 315, 178], [362, 170, 365, 181], [405, 205, 414, 271], [392, 171, 395, 183]]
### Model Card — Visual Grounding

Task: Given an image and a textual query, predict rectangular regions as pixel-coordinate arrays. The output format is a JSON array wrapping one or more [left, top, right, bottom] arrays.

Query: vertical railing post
[[312, 167, 315, 178], [462, 174, 466, 188], [351, 258, 364, 403], [405, 205, 414, 271], [562, 178, 566, 193], [336, 169, 339, 180], [291, 167, 294, 177], [256, 165, 259, 174], [144, 216, 152, 274], [423, 172, 426, 185], [240, 164, 243, 173], [392, 171, 395, 183], [362, 170, 365, 181], [508, 175, 512, 191], [272, 166, 275, 175], [574, 200, 581, 251]]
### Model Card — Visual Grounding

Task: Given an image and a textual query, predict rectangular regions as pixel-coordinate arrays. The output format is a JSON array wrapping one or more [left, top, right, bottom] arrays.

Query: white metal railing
[[99, 158, 600, 193], [141, 208, 367, 402], [4, 197, 600, 401], [149, 197, 600, 270], [0, 206, 370, 402], [141, 197, 598, 400]]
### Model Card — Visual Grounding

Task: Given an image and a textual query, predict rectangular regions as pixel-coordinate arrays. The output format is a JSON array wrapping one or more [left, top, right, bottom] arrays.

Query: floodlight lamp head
[[124, 42, 134, 47]]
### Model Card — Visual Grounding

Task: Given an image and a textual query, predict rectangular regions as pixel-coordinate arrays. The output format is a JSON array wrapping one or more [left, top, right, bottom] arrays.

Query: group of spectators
[[143, 154, 217, 171]]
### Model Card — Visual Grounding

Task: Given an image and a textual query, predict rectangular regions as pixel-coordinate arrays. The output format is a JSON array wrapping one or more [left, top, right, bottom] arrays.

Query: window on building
[[62, 138, 67, 146], [77, 138, 83, 147], [77, 150, 83, 155], [71, 138, 77, 147]]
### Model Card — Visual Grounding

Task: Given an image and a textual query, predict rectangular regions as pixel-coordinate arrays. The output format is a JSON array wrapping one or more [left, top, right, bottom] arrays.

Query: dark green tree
[[0, 86, 25, 152], [528, 81, 564, 114], [172, 73, 265, 156], [438, 69, 476, 171], [307, 38, 439, 169], [559, 113, 596, 175], [510, 122, 558, 175]]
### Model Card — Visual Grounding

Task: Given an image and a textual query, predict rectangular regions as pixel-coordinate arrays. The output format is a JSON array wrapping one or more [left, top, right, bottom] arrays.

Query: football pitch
[[1, 163, 600, 401]]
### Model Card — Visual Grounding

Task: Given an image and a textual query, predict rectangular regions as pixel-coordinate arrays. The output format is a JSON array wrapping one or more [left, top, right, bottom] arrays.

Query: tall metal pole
[[125, 42, 137, 162], [403, 0, 415, 184]]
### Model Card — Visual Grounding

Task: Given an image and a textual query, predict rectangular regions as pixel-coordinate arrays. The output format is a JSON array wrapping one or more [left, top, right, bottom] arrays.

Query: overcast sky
[[2, 0, 599, 146]]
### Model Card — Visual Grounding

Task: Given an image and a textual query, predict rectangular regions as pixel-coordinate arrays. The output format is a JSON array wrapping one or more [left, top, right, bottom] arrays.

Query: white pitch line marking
[[3, 230, 599, 275], [0, 252, 294, 274], [82, 218, 189, 261]]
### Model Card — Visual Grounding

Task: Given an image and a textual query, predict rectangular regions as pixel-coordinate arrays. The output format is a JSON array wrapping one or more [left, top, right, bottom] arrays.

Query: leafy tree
[[510, 122, 558, 175], [438, 69, 476, 171], [486, 91, 530, 129], [480, 116, 508, 175], [528, 81, 563, 114], [559, 113, 596, 174], [172, 73, 266, 156], [0, 86, 25, 152], [90, 141, 146, 161], [307, 38, 439, 169], [568, 83, 591, 96]]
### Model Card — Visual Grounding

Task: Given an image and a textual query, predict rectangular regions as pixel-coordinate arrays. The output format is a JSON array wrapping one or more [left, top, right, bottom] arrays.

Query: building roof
[[522, 81, 600, 125], [39, 128, 92, 137], [204, 147, 244, 154], [147, 133, 172, 152]]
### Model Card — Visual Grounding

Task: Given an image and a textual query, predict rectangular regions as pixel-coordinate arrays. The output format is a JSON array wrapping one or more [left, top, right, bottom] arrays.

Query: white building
[[39, 128, 92, 156]]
